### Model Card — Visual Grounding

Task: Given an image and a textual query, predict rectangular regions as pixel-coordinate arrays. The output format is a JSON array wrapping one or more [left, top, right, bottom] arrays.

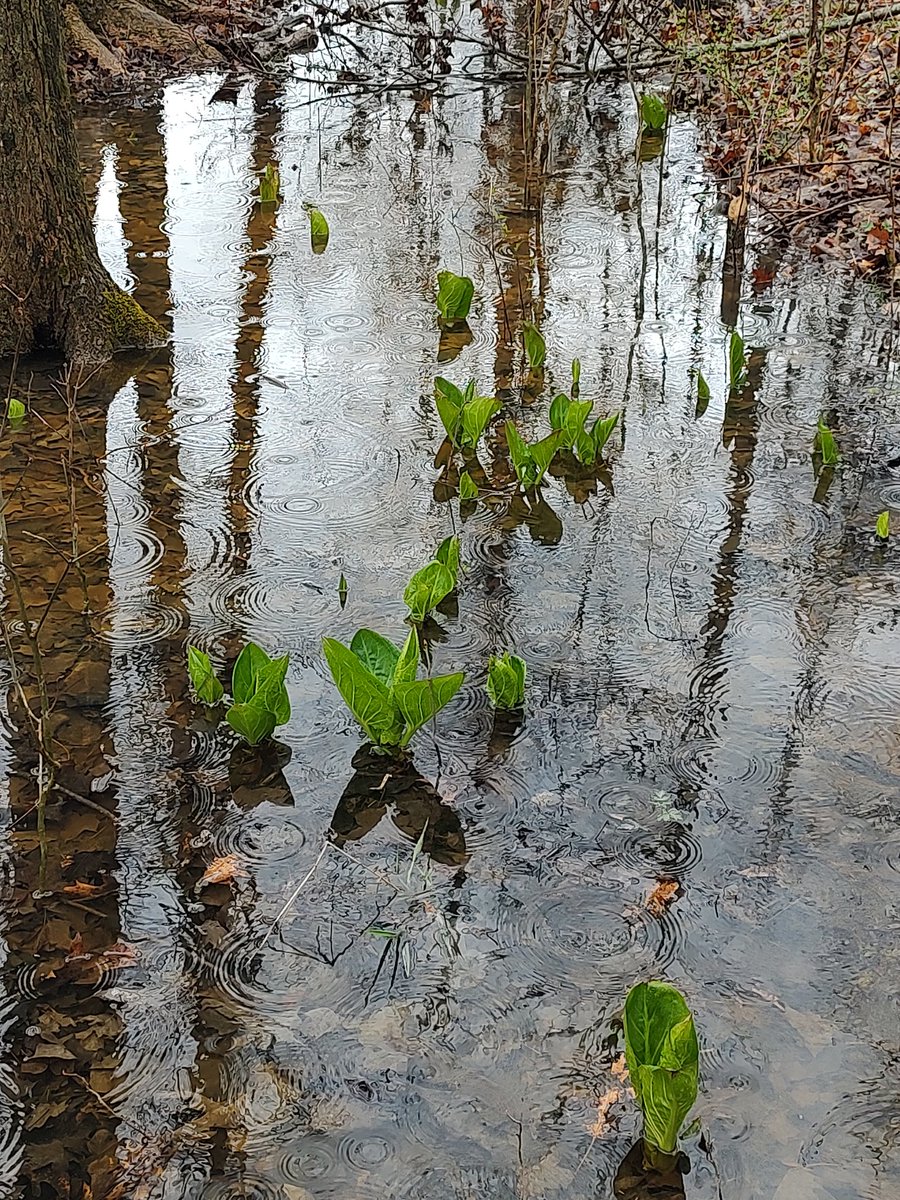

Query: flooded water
[[1, 70, 900, 1200]]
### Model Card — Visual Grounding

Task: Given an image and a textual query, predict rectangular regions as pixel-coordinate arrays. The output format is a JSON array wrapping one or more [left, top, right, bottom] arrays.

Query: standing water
[[1, 70, 899, 1200]]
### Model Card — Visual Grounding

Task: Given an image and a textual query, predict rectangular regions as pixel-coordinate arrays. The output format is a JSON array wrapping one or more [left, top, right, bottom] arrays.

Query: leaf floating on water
[[62, 880, 109, 898], [586, 1087, 621, 1137], [198, 854, 248, 888], [93, 941, 141, 972], [646, 877, 680, 916], [610, 1053, 629, 1081]]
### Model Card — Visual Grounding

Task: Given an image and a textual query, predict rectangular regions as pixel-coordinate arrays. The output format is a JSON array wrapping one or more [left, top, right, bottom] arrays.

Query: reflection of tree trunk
[[1, 374, 124, 1197], [683, 348, 767, 744], [227, 81, 282, 573]]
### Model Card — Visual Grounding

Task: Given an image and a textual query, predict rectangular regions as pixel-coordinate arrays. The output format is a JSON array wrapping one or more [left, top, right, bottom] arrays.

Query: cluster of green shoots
[[258, 163, 329, 254], [187, 642, 291, 746], [433, 271, 621, 502], [186, 539, 527, 752]]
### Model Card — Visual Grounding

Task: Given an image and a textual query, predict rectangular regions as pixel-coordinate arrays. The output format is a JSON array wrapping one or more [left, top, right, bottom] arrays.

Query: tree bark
[[0, 0, 165, 362]]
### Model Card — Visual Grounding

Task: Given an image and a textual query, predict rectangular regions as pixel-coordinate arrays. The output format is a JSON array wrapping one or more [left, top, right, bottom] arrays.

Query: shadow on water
[[0, 54, 898, 1200]]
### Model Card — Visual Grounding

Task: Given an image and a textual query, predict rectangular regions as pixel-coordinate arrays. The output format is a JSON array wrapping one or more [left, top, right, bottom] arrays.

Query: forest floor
[[67, 0, 278, 100], [668, 0, 900, 303]]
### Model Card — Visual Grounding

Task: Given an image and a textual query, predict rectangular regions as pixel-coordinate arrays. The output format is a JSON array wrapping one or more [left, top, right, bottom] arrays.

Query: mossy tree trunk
[[0, 0, 165, 362]]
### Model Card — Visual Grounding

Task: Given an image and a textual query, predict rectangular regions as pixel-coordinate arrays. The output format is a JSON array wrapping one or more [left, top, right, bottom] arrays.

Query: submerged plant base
[[613, 1141, 686, 1200]]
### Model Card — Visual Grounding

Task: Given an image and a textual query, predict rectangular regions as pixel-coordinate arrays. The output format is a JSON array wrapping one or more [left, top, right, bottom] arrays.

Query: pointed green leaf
[[306, 205, 329, 253], [876, 510, 890, 539], [815, 418, 839, 465], [394, 672, 465, 746], [434, 535, 460, 586], [323, 637, 402, 746], [623, 981, 699, 1155], [641, 92, 668, 132], [575, 429, 595, 464], [259, 163, 280, 205], [350, 628, 400, 687], [728, 330, 746, 390], [232, 642, 271, 704], [591, 411, 620, 457], [435, 377, 464, 444], [528, 431, 564, 486], [564, 399, 593, 447], [436, 271, 474, 322], [486, 652, 526, 709], [392, 627, 420, 688], [403, 560, 455, 623], [254, 654, 290, 725], [460, 395, 500, 450], [696, 371, 710, 403], [505, 421, 530, 482], [226, 699, 277, 746], [571, 358, 581, 397], [187, 645, 224, 706], [549, 393, 569, 432], [459, 471, 478, 501], [523, 322, 546, 371]]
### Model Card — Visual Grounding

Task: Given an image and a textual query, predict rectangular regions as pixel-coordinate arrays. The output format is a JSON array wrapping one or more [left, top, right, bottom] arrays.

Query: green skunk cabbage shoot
[[436, 270, 474, 323], [227, 642, 291, 746], [434, 377, 500, 452], [6, 398, 26, 423], [338, 573, 349, 608], [624, 981, 699, 1159], [814, 417, 839, 466], [486, 652, 526, 710], [695, 370, 710, 418], [306, 204, 329, 253], [459, 471, 479, 502], [640, 93, 668, 132], [550, 392, 594, 449], [728, 330, 747, 391], [404, 536, 460, 623], [505, 422, 563, 490], [187, 645, 224, 706], [571, 358, 581, 398], [523, 323, 546, 371], [323, 625, 464, 750], [876, 510, 890, 539], [259, 163, 280, 205]]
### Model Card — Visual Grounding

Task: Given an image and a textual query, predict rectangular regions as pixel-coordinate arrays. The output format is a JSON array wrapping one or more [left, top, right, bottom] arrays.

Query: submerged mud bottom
[[0, 68, 899, 1200]]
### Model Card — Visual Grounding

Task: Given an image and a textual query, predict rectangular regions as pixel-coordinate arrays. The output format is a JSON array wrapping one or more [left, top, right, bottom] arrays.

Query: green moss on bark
[[101, 288, 166, 349]]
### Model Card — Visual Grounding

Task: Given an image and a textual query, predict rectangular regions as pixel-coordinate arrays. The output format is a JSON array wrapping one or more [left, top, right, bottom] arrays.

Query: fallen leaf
[[646, 878, 680, 916], [198, 854, 248, 888], [610, 1053, 629, 1081], [62, 881, 109, 898], [94, 941, 141, 971], [586, 1088, 621, 1137]]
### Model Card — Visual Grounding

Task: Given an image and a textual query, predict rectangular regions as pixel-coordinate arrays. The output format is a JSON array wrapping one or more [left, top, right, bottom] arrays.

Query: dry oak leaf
[[62, 881, 109, 898], [646, 878, 680, 916], [587, 1088, 621, 1138], [198, 854, 248, 888]]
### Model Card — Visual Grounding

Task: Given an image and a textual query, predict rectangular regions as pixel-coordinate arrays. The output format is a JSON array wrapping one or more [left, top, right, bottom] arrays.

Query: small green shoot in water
[[227, 642, 291, 746], [434, 377, 500, 452], [728, 330, 747, 391], [259, 163, 280, 205], [436, 271, 474, 323], [6, 398, 25, 423], [695, 370, 710, 417], [523, 323, 546, 371], [571, 358, 581, 398], [322, 624, 464, 751], [624, 981, 699, 1161], [305, 204, 329, 253], [505, 422, 563, 490], [640, 93, 668, 132], [459, 471, 478, 502], [486, 652, 526, 710], [404, 536, 460, 623], [187, 645, 224, 706], [338, 573, 348, 608], [551, 395, 620, 465], [814, 417, 839, 465], [876, 510, 890, 539]]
